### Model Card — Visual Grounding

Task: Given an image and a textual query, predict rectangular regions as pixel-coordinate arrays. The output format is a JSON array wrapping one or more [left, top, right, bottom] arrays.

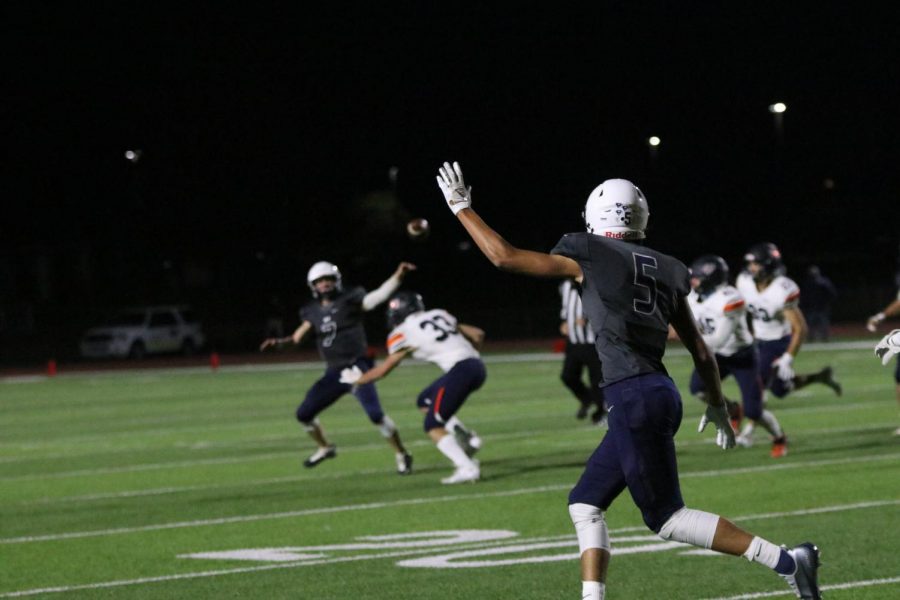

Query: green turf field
[[2, 344, 899, 599]]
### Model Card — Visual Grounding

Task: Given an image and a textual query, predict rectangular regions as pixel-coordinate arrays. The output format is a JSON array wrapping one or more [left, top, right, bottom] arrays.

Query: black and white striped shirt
[[559, 279, 596, 345]]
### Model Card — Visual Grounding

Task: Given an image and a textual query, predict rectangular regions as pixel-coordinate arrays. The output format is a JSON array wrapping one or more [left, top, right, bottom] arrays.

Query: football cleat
[[441, 460, 480, 485], [303, 444, 337, 468], [771, 437, 788, 459], [820, 366, 842, 396], [396, 452, 413, 475], [780, 542, 822, 599]]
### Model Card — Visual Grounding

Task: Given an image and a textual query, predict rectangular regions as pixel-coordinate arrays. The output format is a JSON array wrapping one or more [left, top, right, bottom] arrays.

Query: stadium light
[[647, 136, 661, 147], [125, 149, 143, 163], [768, 102, 787, 114]]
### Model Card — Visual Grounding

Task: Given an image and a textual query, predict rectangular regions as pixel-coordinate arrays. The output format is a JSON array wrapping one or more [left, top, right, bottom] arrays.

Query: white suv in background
[[79, 306, 206, 359]]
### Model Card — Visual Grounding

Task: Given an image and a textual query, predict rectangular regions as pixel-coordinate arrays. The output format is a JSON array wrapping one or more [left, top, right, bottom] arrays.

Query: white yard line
[[21, 447, 900, 506], [5, 417, 896, 483], [1, 503, 898, 597], [4, 451, 900, 545], [0, 485, 569, 545], [703, 576, 900, 599], [0, 542, 504, 598]]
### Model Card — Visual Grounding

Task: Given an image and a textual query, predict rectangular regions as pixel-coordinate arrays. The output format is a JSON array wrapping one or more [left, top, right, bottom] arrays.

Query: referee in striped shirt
[[559, 278, 606, 423]]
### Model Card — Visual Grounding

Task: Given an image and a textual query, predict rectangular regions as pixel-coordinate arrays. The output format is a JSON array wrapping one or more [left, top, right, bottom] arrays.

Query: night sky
[[4, 4, 900, 356]]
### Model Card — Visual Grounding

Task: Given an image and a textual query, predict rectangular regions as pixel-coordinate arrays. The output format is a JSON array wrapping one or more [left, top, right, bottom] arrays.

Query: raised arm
[[362, 262, 417, 311], [437, 161, 582, 280]]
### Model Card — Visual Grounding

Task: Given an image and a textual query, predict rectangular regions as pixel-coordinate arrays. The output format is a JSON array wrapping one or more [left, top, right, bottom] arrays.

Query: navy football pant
[[757, 336, 792, 398], [417, 358, 486, 432], [568, 373, 685, 533], [295, 357, 385, 425], [689, 345, 764, 420]]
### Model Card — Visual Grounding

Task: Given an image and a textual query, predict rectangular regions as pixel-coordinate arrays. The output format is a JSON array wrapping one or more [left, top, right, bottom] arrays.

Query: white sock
[[739, 421, 756, 438], [743, 536, 783, 569], [436, 434, 475, 469], [582, 581, 604, 600], [445, 416, 462, 433], [758, 410, 783, 438]]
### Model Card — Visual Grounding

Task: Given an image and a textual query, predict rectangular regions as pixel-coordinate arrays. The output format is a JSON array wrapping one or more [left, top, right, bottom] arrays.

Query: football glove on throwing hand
[[875, 329, 900, 366], [436, 161, 472, 215], [698, 404, 736, 449], [339, 366, 363, 385], [772, 353, 795, 381]]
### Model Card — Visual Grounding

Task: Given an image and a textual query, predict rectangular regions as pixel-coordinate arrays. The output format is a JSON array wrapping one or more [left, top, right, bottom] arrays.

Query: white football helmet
[[307, 261, 342, 297], [583, 179, 649, 240]]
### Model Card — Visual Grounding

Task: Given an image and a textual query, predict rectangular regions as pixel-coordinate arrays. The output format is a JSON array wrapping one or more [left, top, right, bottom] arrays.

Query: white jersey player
[[340, 291, 486, 484], [866, 282, 900, 436], [736, 267, 799, 342], [736, 242, 841, 404], [688, 255, 787, 457], [387, 308, 480, 371], [687, 283, 752, 357]]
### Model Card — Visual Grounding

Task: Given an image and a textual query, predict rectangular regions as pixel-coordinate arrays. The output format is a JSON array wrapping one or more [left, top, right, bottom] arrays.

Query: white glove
[[772, 353, 795, 381], [867, 312, 885, 333], [875, 329, 900, 366], [698, 404, 736, 450], [436, 161, 472, 215], [339, 365, 363, 385]]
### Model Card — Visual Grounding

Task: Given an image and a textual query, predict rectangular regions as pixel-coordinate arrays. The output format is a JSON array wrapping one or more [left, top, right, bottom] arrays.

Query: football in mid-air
[[406, 218, 430, 241]]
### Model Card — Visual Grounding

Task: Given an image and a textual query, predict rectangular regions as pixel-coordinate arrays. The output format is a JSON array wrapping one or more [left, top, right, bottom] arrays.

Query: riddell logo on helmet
[[603, 231, 632, 239]]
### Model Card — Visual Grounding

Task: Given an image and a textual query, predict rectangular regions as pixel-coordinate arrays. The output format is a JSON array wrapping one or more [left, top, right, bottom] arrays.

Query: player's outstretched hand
[[395, 262, 417, 279], [436, 161, 472, 215], [698, 404, 736, 450], [259, 338, 280, 351], [867, 312, 885, 332], [772, 353, 795, 381], [875, 329, 900, 366], [340, 365, 363, 385]]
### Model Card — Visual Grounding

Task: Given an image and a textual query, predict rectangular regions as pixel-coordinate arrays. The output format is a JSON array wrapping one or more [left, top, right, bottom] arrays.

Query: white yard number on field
[[180, 529, 699, 568]]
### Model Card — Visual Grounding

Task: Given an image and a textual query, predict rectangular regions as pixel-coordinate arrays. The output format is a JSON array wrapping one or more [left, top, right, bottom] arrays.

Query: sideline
[[0, 340, 878, 383]]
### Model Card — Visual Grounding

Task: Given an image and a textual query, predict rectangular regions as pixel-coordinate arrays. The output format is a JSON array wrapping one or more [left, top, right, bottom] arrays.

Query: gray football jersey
[[552, 233, 690, 385], [299, 286, 368, 368]]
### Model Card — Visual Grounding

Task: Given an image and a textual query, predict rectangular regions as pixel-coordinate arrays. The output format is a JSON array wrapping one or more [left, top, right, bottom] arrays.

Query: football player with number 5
[[436, 161, 822, 600]]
